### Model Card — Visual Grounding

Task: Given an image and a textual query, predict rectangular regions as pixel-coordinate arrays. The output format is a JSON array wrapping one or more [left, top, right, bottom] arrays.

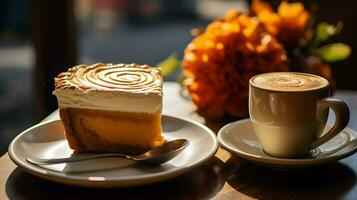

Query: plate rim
[[8, 114, 219, 187], [217, 118, 357, 167]]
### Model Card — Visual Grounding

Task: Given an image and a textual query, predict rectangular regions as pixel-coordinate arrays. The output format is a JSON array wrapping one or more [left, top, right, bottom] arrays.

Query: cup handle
[[310, 98, 350, 149]]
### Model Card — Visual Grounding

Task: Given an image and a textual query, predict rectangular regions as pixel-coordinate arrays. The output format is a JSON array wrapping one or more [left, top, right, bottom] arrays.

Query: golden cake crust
[[59, 108, 163, 155], [59, 109, 85, 152]]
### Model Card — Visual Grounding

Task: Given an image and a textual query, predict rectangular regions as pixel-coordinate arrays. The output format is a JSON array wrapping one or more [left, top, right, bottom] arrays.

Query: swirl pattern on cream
[[54, 63, 162, 94]]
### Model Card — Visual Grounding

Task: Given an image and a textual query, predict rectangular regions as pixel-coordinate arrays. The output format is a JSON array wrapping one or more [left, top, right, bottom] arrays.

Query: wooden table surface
[[1, 82, 357, 200]]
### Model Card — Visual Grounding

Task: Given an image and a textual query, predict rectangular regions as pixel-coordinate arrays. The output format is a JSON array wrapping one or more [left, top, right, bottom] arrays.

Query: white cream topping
[[54, 89, 162, 113], [53, 63, 162, 113]]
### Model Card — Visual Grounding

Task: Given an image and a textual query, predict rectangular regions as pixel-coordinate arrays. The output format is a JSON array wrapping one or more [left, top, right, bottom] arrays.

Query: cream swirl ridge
[[54, 63, 162, 94]]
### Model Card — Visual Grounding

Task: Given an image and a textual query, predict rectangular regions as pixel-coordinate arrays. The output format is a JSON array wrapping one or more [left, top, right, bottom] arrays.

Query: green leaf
[[316, 43, 351, 62], [316, 23, 336, 42], [176, 73, 186, 85], [311, 22, 343, 48], [157, 53, 181, 77]]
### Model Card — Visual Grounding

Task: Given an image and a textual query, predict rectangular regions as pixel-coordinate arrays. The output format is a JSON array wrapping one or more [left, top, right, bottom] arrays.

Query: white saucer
[[218, 119, 357, 169], [8, 115, 218, 188]]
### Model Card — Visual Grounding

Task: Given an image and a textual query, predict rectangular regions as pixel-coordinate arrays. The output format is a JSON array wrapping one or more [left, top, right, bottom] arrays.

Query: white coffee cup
[[249, 72, 350, 158]]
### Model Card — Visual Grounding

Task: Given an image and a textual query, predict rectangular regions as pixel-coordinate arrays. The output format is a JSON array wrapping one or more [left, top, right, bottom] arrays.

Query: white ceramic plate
[[8, 115, 218, 188], [218, 119, 357, 169]]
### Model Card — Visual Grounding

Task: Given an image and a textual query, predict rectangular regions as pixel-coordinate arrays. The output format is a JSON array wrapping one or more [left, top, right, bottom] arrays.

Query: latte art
[[251, 72, 328, 91], [55, 63, 162, 94]]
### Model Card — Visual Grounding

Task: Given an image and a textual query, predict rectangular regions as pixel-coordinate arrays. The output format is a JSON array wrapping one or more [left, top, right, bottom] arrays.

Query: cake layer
[[53, 63, 162, 113], [60, 108, 164, 154]]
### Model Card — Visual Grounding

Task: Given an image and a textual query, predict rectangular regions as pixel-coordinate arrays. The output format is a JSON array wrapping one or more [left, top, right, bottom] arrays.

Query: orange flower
[[251, 0, 272, 14], [183, 11, 288, 118], [252, 0, 309, 46], [278, 1, 309, 46], [278, 1, 309, 32]]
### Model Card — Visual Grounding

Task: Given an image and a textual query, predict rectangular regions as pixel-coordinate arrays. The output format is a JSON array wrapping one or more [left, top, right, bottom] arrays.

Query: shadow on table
[[226, 156, 356, 200], [6, 157, 229, 200]]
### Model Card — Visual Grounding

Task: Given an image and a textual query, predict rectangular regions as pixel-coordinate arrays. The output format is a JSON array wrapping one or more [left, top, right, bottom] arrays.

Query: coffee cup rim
[[249, 72, 330, 93]]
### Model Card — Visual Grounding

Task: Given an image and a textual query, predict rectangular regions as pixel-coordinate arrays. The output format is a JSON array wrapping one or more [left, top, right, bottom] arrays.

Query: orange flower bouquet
[[159, 0, 351, 119], [183, 11, 288, 118]]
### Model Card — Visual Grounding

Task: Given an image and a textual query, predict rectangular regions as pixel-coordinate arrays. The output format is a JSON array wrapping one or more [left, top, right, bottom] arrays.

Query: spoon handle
[[27, 153, 133, 165]]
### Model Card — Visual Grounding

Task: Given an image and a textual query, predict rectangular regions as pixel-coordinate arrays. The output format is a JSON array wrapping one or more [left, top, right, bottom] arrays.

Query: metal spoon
[[26, 139, 189, 166]]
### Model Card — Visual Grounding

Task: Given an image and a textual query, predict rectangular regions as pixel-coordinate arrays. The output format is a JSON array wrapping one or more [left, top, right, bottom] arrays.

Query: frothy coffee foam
[[252, 72, 328, 91]]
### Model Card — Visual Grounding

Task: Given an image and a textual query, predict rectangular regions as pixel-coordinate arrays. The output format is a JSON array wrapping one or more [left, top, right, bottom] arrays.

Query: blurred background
[[0, 0, 356, 155]]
